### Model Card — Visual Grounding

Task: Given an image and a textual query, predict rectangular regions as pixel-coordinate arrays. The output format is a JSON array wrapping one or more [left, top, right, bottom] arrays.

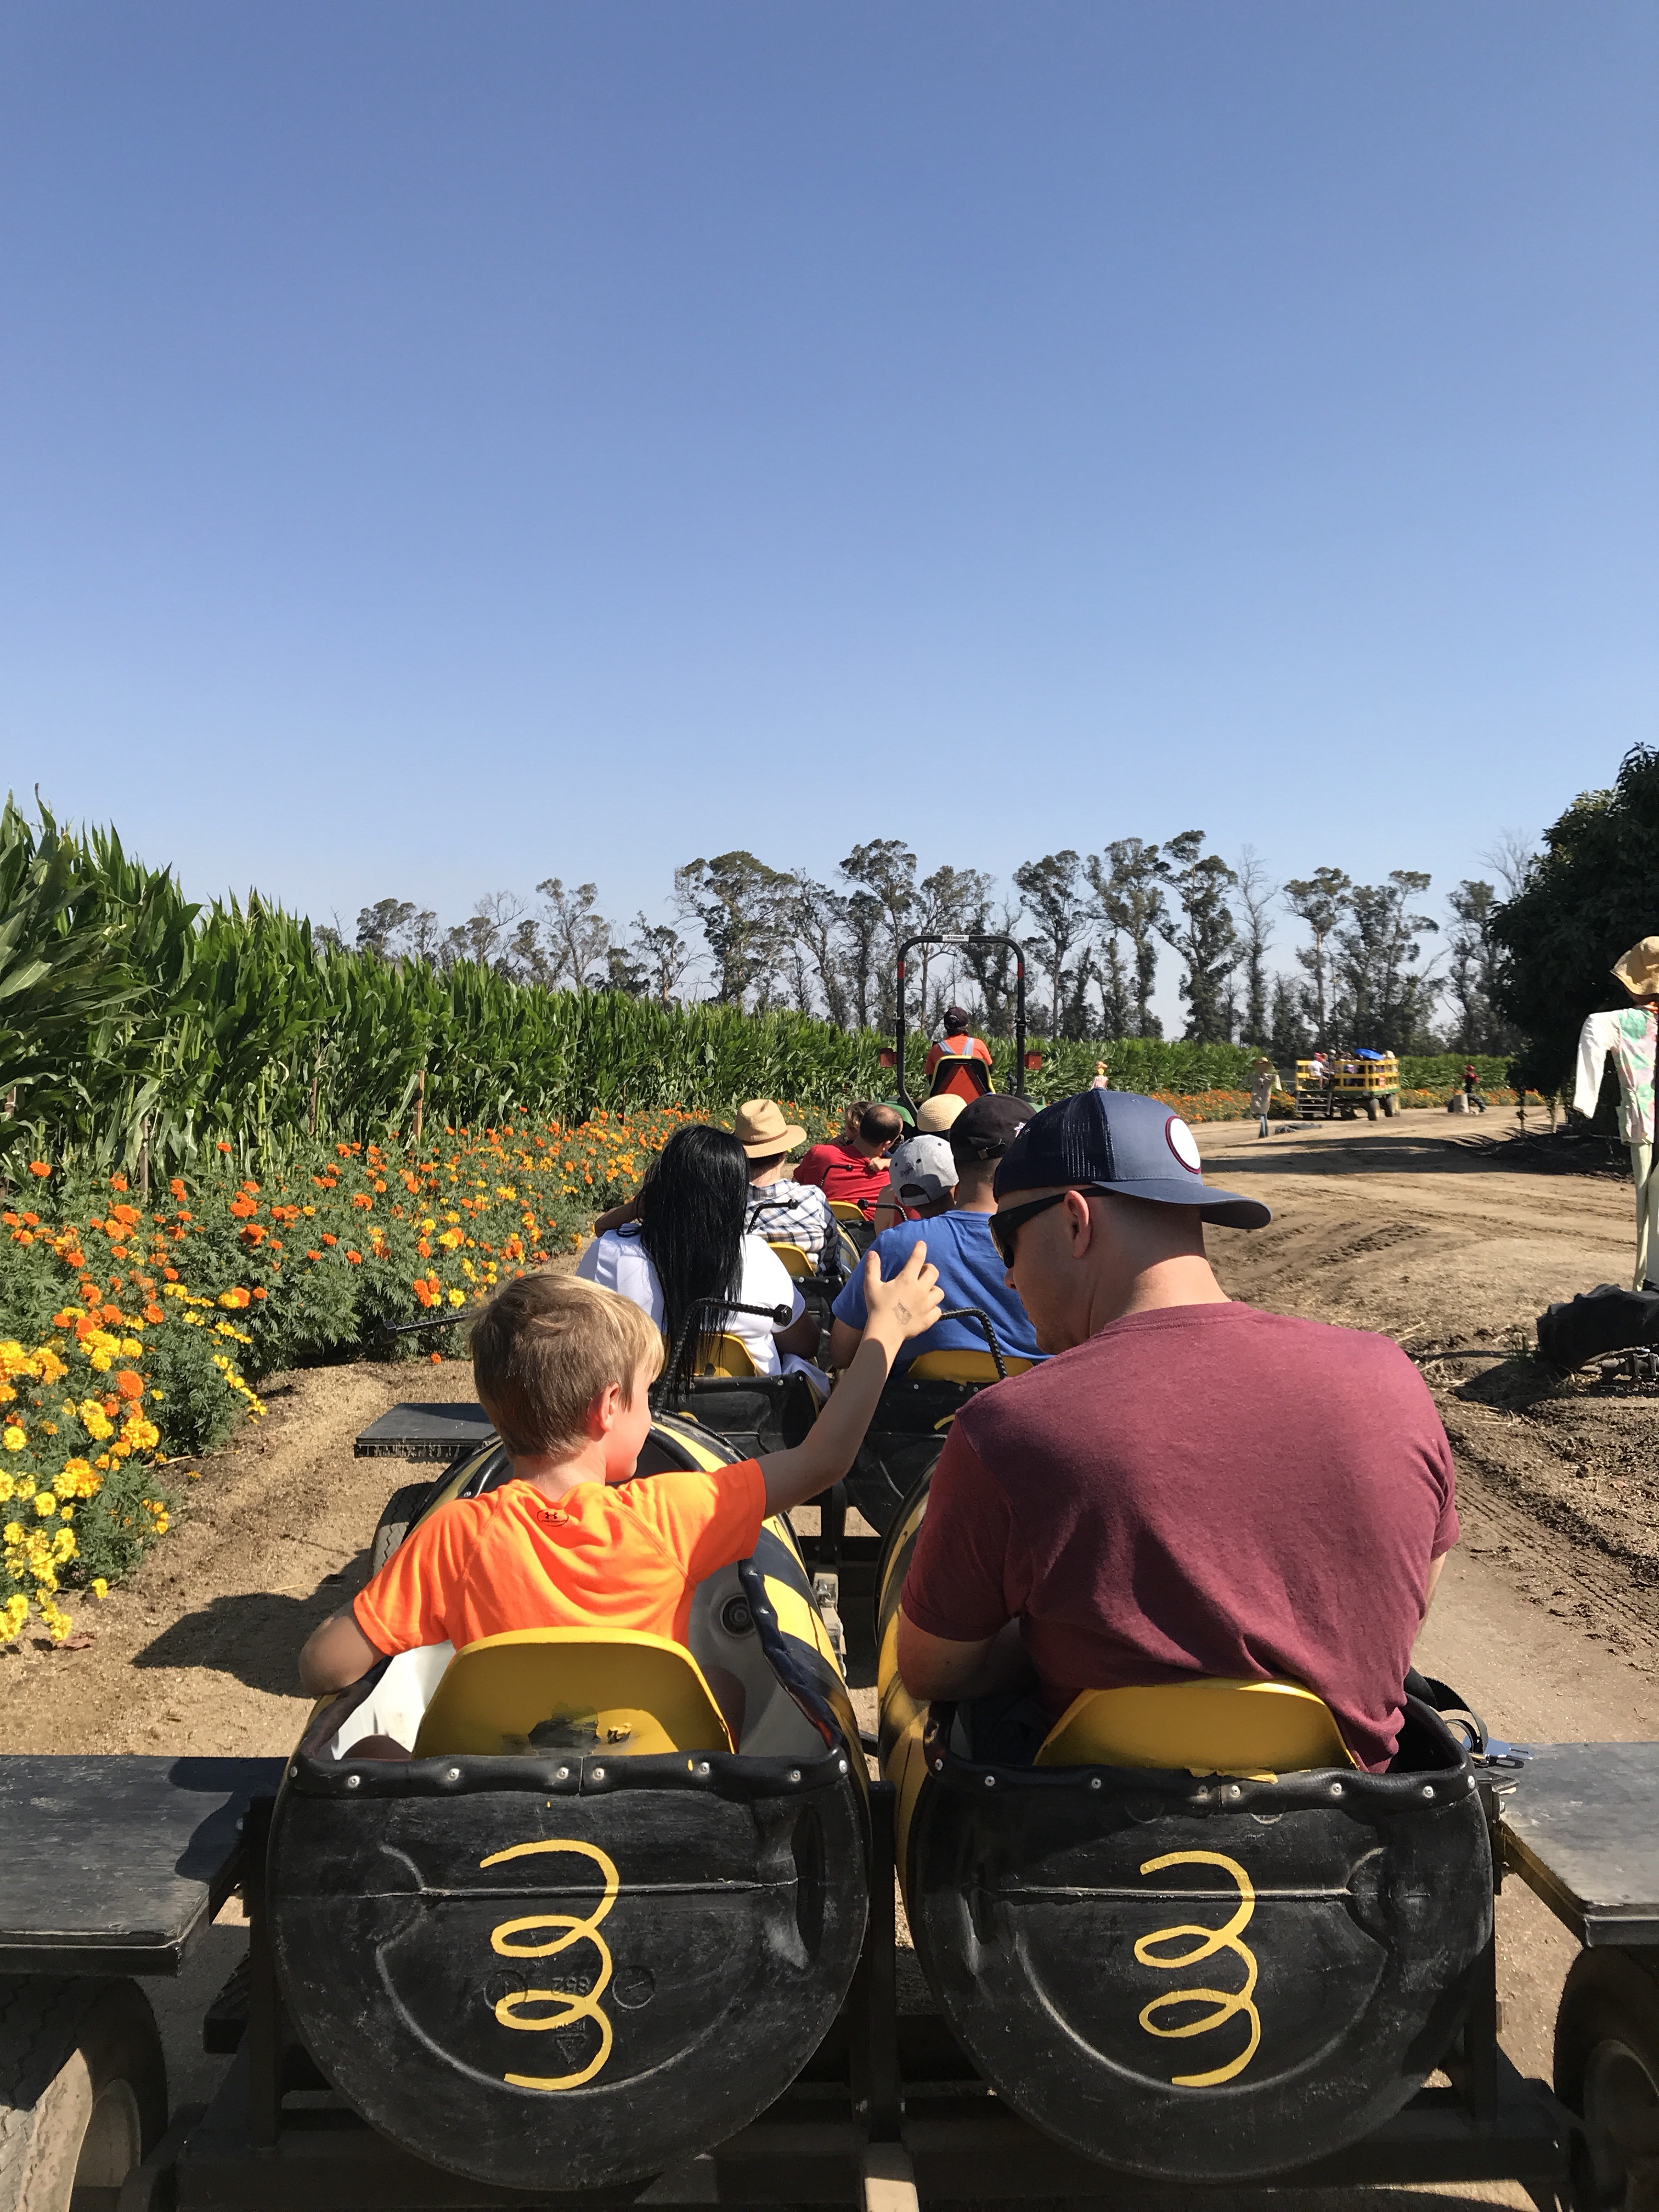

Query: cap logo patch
[[1165, 1115, 1202, 1175]]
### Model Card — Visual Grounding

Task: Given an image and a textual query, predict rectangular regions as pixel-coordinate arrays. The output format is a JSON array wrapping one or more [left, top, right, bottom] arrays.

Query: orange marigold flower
[[115, 1370, 145, 1401], [143, 1304, 164, 1324], [28, 1161, 50, 1177], [321, 1232, 337, 1247], [169, 1178, 187, 1201], [216, 1141, 231, 1153], [163, 1267, 179, 1282], [251, 1286, 267, 1300], [345, 1249, 362, 1265]]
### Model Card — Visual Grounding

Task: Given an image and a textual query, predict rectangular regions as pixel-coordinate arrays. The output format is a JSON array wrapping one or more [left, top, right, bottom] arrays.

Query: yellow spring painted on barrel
[[1134, 1849, 1261, 2087], [479, 1839, 619, 2090]]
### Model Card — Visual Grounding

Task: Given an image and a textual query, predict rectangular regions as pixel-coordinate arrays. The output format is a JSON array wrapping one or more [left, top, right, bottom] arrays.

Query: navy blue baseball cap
[[992, 1088, 1271, 1229]]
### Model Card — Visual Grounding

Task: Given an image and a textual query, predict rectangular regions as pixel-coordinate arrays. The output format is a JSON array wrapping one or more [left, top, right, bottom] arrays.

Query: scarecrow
[[1575, 937, 1659, 1289]]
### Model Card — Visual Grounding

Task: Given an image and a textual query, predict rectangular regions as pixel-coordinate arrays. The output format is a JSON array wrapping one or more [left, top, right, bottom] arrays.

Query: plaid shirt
[[744, 1180, 835, 1263]]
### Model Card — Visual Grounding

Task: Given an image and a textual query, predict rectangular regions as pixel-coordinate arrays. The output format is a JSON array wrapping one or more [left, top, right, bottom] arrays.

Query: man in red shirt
[[795, 1102, 904, 1217], [924, 1006, 994, 1083], [896, 1087, 1458, 1771]]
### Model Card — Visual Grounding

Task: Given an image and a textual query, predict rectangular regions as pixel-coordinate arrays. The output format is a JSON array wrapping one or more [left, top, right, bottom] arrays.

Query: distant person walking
[[1250, 1055, 1279, 1139]]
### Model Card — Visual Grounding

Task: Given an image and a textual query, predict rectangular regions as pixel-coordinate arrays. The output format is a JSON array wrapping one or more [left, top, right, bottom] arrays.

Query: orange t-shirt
[[353, 1464, 766, 1657]]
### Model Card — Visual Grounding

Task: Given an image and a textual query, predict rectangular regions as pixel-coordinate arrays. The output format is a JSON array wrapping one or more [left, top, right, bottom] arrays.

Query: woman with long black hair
[[575, 1124, 820, 1376]]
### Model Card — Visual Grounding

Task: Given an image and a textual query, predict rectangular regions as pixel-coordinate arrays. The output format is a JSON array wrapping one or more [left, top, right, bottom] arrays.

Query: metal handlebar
[[934, 1305, 1010, 1380], [656, 1295, 795, 1409]]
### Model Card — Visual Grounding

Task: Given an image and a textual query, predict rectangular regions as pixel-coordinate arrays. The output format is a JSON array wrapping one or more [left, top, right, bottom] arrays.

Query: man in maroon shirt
[[896, 1087, 1458, 1771], [795, 1102, 904, 1217]]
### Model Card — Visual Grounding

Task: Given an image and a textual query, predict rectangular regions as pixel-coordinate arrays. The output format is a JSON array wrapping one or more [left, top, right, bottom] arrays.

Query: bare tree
[[1482, 827, 1538, 903], [355, 898, 416, 960], [1158, 832, 1238, 1043], [788, 878, 854, 1026], [629, 915, 695, 1004], [407, 909, 441, 961], [839, 841, 917, 1028], [1233, 848, 1276, 1046], [674, 853, 794, 1007], [912, 864, 992, 1025]]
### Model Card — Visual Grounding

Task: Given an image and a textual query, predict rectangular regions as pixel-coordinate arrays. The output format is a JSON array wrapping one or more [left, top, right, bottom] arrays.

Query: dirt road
[[4, 1113, 1655, 2205]]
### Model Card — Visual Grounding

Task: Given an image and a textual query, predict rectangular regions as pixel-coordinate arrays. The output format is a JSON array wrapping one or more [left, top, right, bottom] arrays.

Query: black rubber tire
[[1365, 1099, 1379, 1122], [1381, 1095, 1397, 1118], [1555, 1946, 1659, 2209], [0, 1976, 167, 2212], [370, 1481, 433, 1575]]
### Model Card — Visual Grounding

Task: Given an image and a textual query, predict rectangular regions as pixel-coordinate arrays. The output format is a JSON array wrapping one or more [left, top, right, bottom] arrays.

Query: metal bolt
[[289, 1765, 298, 1780], [837, 1758, 848, 1774], [345, 1773, 360, 1790], [1421, 1785, 1435, 1799], [591, 1767, 605, 1782], [1329, 1782, 1344, 1798], [697, 1762, 710, 1776], [1089, 1777, 1102, 1791], [933, 1759, 944, 1772], [788, 1769, 802, 1784], [556, 1766, 569, 1781], [445, 1768, 460, 1782], [984, 1774, 996, 1789]]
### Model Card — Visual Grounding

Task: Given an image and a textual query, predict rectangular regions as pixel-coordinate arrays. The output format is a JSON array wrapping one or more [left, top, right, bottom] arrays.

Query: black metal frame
[[893, 934, 1026, 1115], [159, 1775, 1571, 2210]]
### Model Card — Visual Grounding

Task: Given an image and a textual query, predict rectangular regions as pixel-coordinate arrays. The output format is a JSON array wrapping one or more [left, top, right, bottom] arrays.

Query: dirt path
[[7, 1113, 1658, 2206]]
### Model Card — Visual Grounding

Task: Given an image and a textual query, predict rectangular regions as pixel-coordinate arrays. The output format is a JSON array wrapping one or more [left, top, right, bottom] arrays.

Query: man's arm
[[895, 1615, 1033, 1702], [759, 1243, 941, 1515], [300, 1608, 386, 1696]]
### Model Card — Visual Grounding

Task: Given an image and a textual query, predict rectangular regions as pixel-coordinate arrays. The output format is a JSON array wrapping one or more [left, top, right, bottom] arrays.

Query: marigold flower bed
[[0, 1105, 755, 1639]]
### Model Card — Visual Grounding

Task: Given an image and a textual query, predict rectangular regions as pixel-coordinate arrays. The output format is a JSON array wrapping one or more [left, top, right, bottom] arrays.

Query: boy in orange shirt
[[298, 1244, 941, 1701]]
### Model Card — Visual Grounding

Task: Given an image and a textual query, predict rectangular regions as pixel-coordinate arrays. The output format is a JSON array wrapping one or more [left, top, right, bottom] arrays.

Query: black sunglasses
[[990, 1185, 1108, 1267]]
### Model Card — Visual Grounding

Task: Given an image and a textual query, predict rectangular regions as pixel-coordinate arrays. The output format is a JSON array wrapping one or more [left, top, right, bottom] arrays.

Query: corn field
[[0, 801, 1513, 1186]]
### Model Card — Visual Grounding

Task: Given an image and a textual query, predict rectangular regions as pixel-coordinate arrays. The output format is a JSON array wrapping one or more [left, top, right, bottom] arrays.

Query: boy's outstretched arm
[[760, 1242, 943, 1516]]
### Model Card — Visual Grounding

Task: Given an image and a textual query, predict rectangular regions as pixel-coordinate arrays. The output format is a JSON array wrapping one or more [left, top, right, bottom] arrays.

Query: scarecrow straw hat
[[1611, 939, 1659, 999], [731, 1098, 808, 1158]]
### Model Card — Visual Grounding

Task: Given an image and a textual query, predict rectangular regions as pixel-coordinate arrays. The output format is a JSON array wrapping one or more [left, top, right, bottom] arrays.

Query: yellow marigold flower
[[14, 1476, 33, 1501], [88, 1350, 112, 1373], [0, 1476, 12, 1504], [32, 1494, 57, 1518], [119, 1338, 142, 1357], [52, 1528, 75, 1562], [91, 1578, 108, 1599], [1, 1426, 24, 1453], [52, 1472, 77, 1499], [447, 1288, 466, 1307], [2, 1522, 21, 1545]]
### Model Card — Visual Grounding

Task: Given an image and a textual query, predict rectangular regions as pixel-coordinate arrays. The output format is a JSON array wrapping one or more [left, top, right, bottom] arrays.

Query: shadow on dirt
[[132, 1558, 370, 1693]]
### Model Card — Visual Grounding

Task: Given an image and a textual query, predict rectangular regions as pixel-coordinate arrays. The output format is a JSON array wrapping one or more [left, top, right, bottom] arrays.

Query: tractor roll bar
[[893, 933, 1026, 1114]]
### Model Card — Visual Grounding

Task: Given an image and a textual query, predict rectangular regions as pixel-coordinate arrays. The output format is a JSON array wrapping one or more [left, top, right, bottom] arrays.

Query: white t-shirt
[[574, 1226, 805, 1378]]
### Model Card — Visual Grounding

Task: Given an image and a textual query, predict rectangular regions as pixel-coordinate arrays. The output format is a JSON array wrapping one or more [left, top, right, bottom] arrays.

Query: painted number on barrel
[[478, 1839, 619, 2090]]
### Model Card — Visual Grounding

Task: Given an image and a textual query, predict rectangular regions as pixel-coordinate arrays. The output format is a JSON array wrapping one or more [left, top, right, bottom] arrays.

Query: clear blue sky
[[2, 3, 1653, 998]]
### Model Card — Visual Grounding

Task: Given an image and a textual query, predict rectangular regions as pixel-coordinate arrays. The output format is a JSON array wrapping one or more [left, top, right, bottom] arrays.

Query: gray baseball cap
[[887, 1134, 958, 1208]]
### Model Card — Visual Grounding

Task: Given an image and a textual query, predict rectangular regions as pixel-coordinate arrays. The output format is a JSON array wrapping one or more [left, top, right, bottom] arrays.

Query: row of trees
[[348, 833, 1527, 1057]]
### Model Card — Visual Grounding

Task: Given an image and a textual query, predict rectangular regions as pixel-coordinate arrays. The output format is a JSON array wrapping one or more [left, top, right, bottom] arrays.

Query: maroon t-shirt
[[900, 1302, 1458, 1771], [794, 1141, 890, 1214]]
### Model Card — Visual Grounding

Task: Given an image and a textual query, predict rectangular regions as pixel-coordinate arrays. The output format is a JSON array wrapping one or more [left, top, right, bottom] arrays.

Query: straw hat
[[1612, 939, 1659, 1000], [731, 1098, 808, 1158], [915, 1094, 966, 1135]]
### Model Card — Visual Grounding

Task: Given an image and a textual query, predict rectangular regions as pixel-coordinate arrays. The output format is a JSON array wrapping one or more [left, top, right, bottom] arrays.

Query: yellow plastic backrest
[[767, 1242, 815, 1280], [906, 1348, 1033, 1385], [829, 1200, 868, 1226], [413, 1629, 733, 1759], [692, 1332, 758, 1379], [1034, 1678, 1356, 1776]]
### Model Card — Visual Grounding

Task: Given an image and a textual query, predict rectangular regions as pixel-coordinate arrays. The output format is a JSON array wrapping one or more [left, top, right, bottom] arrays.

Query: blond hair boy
[[300, 1250, 941, 1698]]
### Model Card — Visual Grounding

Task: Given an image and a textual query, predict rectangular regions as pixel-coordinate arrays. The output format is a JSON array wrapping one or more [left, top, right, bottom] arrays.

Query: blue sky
[[1, 2, 1653, 1013]]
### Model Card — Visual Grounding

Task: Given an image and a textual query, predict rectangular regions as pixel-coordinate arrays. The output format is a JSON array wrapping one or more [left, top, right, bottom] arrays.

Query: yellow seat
[[906, 1348, 1034, 1385], [413, 1629, 733, 1759], [690, 1331, 759, 1379], [828, 1200, 869, 1227], [1034, 1678, 1356, 1777], [767, 1242, 816, 1280]]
